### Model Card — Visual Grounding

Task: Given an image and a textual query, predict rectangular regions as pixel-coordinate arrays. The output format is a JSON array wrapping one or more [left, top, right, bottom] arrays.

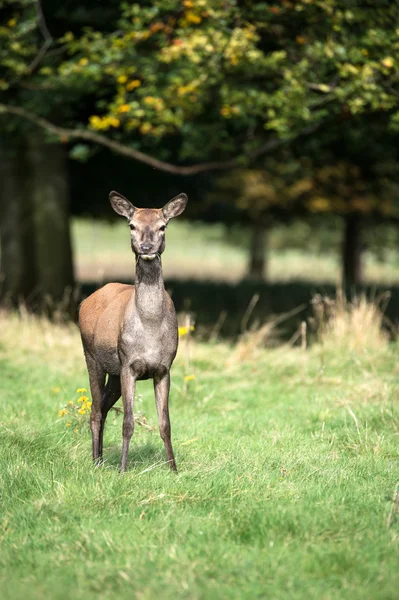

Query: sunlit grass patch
[[0, 309, 398, 599]]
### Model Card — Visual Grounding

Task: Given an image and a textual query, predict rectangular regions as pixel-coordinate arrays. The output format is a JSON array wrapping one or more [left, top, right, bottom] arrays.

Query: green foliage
[[1, 0, 399, 164], [2, 0, 399, 224], [0, 311, 399, 598]]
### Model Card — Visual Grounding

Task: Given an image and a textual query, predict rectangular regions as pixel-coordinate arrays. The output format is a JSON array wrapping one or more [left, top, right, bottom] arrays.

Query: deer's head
[[109, 191, 188, 261]]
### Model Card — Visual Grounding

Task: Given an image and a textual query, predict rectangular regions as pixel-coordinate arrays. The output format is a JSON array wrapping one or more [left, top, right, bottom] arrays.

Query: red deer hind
[[79, 191, 188, 472]]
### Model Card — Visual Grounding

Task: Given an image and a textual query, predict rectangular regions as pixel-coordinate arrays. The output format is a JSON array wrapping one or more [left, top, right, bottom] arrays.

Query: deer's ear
[[109, 191, 136, 219], [162, 193, 188, 221]]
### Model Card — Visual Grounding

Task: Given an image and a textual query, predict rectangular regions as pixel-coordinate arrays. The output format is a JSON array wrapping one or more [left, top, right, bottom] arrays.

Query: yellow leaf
[[79, 58, 88, 67], [185, 11, 202, 24], [308, 197, 330, 212], [317, 84, 331, 93], [126, 79, 141, 91], [117, 75, 128, 84], [381, 57, 394, 68], [140, 122, 152, 134]]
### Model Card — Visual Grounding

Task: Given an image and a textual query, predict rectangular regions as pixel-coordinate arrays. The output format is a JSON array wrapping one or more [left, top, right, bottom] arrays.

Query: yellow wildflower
[[68, 401, 74, 406], [59, 409, 68, 417], [117, 75, 128, 84], [184, 375, 195, 382], [118, 104, 130, 113], [78, 408, 86, 415], [79, 58, 89, 67], [126, 79, 141, 91], [78, 395, 89, 403], [66, 422, 72, 427], [144, 96, 155, 104], [178, 325, 195, 336], [77, 388, 87, 394], [7, 18, 17, 27]]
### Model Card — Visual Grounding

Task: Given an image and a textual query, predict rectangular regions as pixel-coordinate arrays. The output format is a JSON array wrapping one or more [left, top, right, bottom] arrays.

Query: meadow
[[71, 218, 399, 286], [0, 302, 398, 599]]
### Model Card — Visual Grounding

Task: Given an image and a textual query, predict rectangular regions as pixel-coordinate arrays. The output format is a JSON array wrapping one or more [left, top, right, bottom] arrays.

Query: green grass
[[72, 217, 399, 285], [0, 311, 398, 599]]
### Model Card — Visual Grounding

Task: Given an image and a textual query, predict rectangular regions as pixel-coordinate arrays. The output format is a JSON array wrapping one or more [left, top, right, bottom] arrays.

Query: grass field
[[0, 308, 398, 599], [71, 218, 399, 285]]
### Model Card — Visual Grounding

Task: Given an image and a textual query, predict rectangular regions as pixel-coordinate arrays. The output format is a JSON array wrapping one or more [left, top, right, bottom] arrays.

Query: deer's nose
[[140, 243, 153, 254]]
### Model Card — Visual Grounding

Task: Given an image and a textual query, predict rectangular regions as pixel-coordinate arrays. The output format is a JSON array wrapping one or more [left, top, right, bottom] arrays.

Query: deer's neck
[[134, 257, 165, 322]]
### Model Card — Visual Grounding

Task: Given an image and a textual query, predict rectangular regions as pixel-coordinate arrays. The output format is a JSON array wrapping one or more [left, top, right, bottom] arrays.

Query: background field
[[0, 310, 398, 599], [72, 218, 399, 286]]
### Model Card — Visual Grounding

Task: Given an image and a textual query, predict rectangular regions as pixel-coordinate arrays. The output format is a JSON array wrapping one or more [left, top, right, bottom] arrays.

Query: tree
[[1, 0, 399, 297]]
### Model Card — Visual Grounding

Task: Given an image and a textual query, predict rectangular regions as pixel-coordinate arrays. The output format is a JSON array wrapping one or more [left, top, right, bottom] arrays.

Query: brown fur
[[79, 191, 188, 472]]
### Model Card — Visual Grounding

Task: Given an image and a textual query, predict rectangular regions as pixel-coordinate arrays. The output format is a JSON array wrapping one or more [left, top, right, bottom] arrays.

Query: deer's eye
[[160, 225, 166, 232], [129, 224, 136, 231]]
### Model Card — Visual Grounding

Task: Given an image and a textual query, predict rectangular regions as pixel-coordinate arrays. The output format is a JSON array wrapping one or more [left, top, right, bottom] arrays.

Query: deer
[[78, 190, 188, 473]]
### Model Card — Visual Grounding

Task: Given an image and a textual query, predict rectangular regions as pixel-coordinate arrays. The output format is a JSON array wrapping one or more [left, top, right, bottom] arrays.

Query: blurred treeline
[[0, 0, 399, 329]]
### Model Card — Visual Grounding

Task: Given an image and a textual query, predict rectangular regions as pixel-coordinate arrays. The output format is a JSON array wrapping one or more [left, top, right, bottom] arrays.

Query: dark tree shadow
[[81, 278, 399, 340]]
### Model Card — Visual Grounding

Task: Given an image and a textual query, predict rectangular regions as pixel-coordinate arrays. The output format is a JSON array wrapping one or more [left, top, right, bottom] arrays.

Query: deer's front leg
[[120, 366, 136, 472], [154, 371, 177, 472]]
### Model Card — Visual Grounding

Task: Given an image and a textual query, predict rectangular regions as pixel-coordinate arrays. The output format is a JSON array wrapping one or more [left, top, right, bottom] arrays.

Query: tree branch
[[27, 0, 53, 74], [0, 103, 323, 176]]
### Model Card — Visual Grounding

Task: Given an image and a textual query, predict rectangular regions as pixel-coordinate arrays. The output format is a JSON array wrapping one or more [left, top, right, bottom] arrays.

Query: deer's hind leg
[[99, 374, 121, 459], [84, 352, 106, 465]]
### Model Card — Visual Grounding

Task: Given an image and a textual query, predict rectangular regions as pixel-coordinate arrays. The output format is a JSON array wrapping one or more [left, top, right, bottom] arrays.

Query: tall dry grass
[[311, 290, 391, 352]]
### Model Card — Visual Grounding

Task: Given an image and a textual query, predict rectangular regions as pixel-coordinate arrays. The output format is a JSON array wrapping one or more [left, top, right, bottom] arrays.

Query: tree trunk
[[26, 135, 74, 304], [0, 136, 75, 310], [247, 221, 267, 280], [0, 144, 37, 302], [342, 213, 362, 287]]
